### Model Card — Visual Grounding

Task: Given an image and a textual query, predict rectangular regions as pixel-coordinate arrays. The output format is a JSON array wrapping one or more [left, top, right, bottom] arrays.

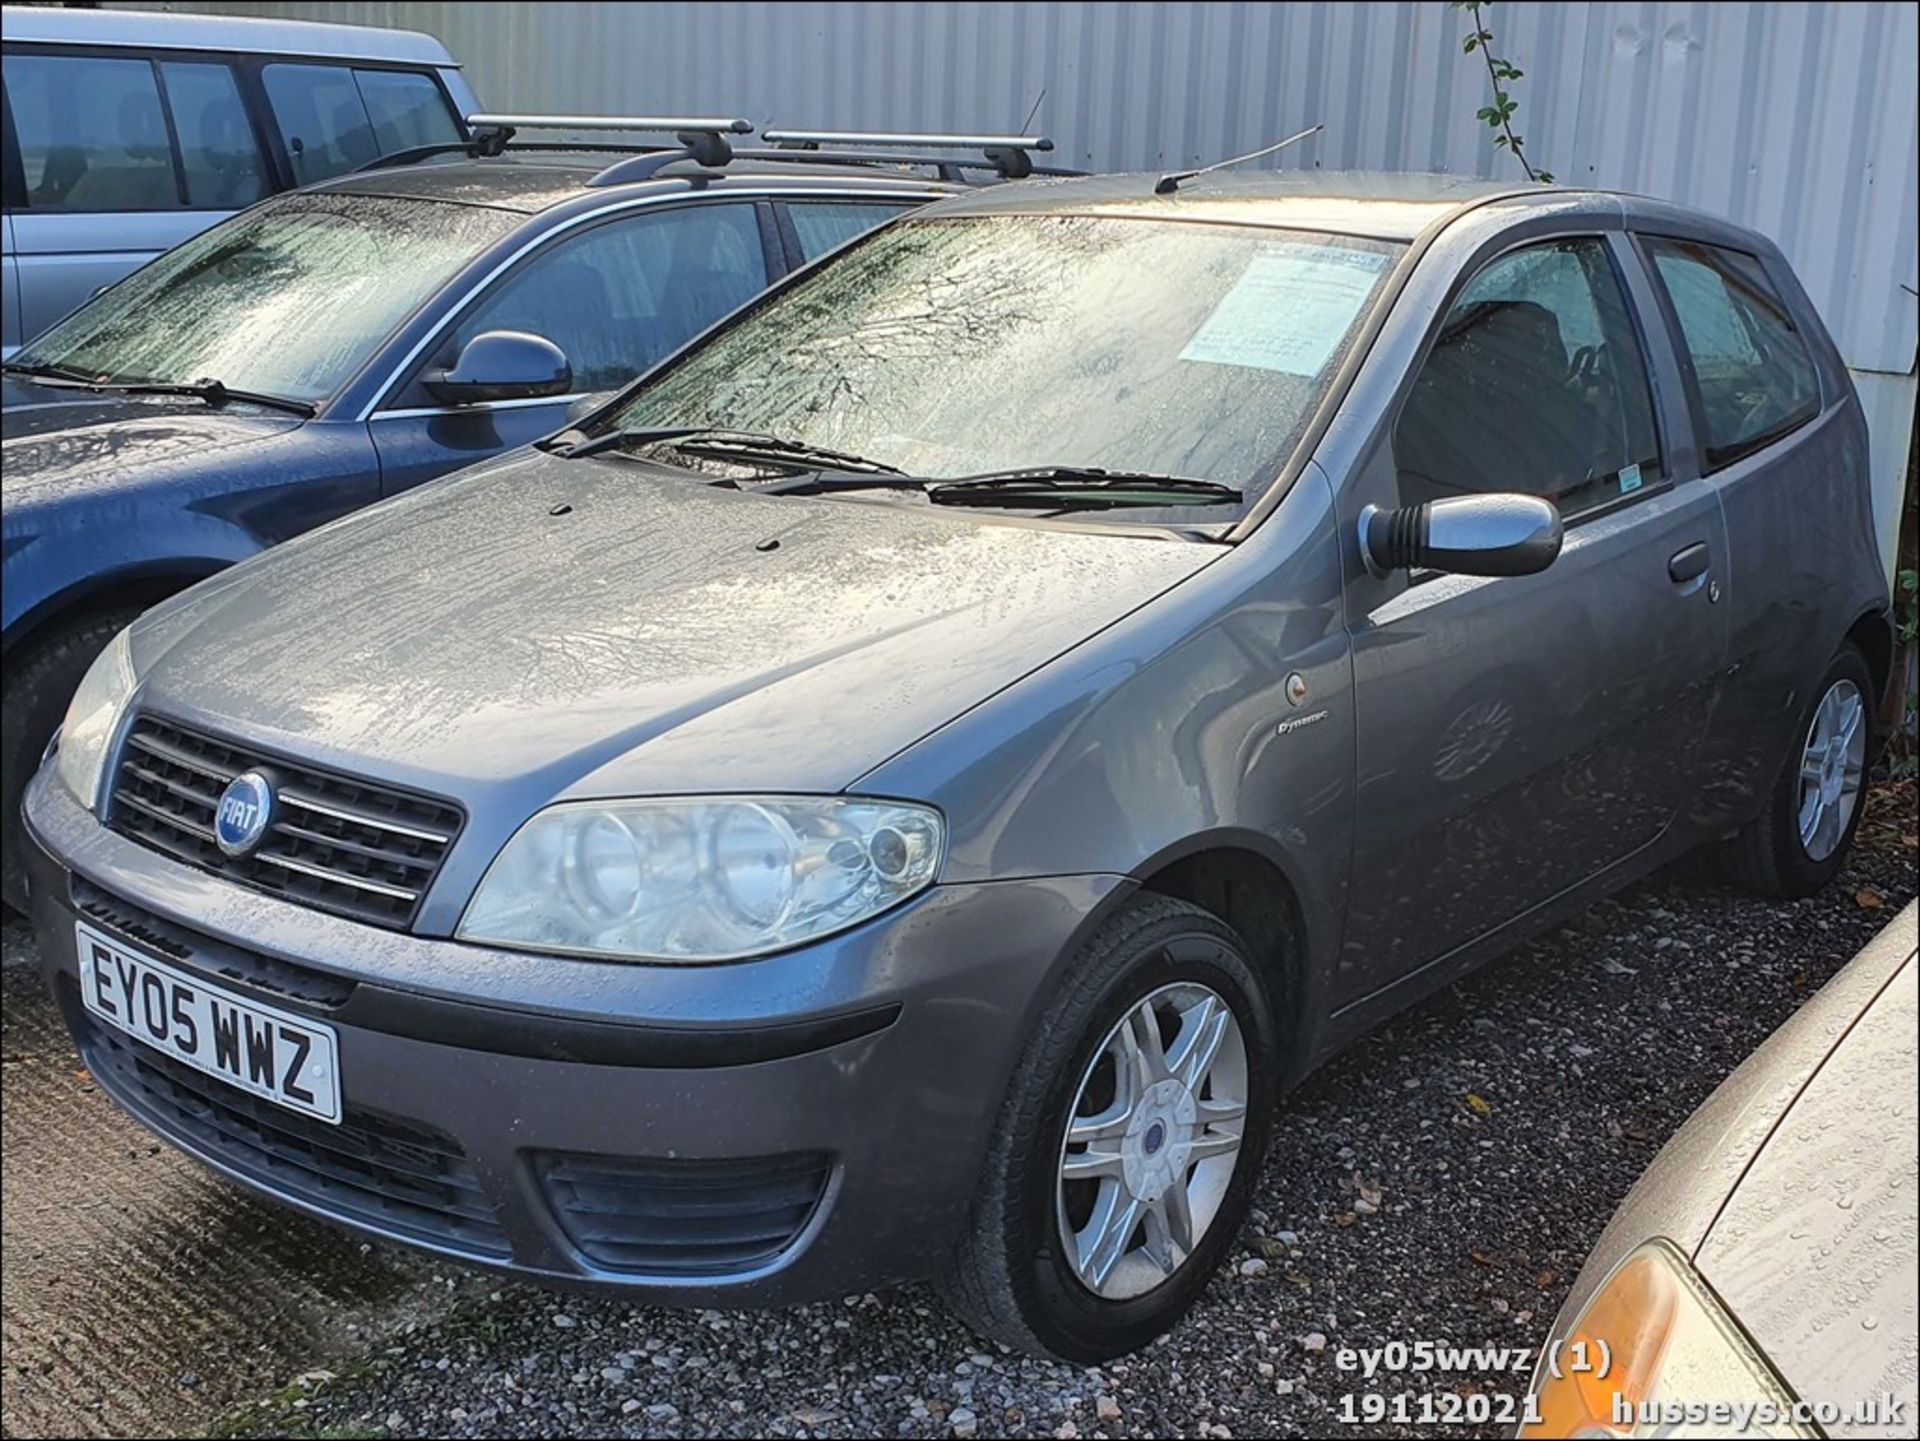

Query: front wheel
[[942, 894, 1278, 1361]]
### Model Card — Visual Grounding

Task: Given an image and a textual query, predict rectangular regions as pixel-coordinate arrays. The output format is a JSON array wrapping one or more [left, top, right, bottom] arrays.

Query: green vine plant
[[1453, 1, 1554, 183]]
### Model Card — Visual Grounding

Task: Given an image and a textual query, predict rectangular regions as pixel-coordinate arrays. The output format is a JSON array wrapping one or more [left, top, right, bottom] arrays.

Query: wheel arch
[[2, 560, 227, 661], [1129, 831, 1317, 1079], [1844, 603, 1895, 714]]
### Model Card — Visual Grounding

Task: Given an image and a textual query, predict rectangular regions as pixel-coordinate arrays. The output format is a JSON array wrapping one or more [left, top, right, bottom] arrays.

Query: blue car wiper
[[96, 377, 316, 418], [1, 358, 99, 385], [553, 425, 907, 477]]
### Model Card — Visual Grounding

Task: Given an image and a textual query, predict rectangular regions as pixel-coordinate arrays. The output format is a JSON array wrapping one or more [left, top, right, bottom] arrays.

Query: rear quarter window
[[1643, 237, 1822, 470], [263, 63, 460, 186]]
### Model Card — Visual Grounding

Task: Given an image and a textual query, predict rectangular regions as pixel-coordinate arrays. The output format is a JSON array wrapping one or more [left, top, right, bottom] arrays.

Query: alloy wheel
[[1055, 982, 1249, 1300], [1797, 677, 1866, 863]]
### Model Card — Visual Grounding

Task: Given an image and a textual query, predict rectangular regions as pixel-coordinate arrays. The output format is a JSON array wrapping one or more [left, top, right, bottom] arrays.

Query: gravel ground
[[208, 778, 1914, 1441]]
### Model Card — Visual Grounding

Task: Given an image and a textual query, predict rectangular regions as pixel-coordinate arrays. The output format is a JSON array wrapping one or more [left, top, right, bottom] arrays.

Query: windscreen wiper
[[926, 467, 1243, 510], [553, 425, 907, 476], [94, 377, 316, 418], [1, 358, 99, 385]]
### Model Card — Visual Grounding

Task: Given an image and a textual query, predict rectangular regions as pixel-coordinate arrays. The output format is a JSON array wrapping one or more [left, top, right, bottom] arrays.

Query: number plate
[[75, 921, 342, 1124]]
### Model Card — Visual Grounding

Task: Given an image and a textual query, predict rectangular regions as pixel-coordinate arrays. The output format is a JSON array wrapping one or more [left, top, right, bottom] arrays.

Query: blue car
[[0, 120, 1041, 907]]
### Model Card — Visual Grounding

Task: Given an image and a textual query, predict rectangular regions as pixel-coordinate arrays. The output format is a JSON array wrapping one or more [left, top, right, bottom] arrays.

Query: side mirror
[[425, 329, 570, 405], [1360, 493, 1562, 578]]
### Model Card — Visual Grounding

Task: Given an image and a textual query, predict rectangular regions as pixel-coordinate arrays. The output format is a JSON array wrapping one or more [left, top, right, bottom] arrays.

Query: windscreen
[[16, 194, 519, 405], [611, 212, 1402, 517]]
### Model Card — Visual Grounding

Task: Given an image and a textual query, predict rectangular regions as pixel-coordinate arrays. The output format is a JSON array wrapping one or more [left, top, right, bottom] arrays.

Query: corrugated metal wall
[[132, 1, 1919, 561]]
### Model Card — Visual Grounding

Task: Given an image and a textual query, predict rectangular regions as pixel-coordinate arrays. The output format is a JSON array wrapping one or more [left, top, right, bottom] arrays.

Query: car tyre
[[1, 610, 141, 914], [941, 893, 1278, 1362], [1715, 643, 1877, 900]]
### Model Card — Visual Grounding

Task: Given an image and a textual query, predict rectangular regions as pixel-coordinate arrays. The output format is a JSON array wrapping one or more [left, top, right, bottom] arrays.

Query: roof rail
[[761, 128, 1057, 179]]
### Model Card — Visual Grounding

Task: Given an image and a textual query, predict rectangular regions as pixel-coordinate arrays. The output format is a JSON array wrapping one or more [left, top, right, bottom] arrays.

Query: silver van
[[0, 4, 478, 354]]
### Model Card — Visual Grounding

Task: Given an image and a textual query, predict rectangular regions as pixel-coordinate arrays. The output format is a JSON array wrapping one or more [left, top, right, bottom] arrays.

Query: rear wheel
[[1715, 644, 1875, 899], [942, 894, 1278, 1361], [1, 611, 141, 914]]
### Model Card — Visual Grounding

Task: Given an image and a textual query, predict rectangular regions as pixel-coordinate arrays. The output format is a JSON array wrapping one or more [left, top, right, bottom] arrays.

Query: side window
[[160, 62, 267, 209], [354, 69, 461, 154], [263, 64, 459, 186], [1643, 238, 1821, 469], [787, 201, 915, 262], [1395, 238, 1664, 520], [263, 64, 377, 184], [3, 52, 179, 211], [439, 204, 769, 395]]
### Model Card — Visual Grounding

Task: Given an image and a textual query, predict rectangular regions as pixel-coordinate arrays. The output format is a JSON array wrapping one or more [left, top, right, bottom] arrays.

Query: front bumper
[[25, 770, 1122, 1305]]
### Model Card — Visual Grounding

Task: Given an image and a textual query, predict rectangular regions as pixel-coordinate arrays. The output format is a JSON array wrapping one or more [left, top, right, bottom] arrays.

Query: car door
[[1336, 232, 1729, 1005], [367, 200, 773, 497], [1634, 235, 1848, 829]]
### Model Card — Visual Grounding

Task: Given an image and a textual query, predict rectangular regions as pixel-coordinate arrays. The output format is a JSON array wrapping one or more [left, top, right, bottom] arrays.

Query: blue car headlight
[[458, 795, 944, 962]]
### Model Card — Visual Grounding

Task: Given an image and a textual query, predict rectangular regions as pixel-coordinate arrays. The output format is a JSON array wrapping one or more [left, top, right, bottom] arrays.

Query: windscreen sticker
[[1179, 244, 1389, 377], [1618, 462, 1644, 494]]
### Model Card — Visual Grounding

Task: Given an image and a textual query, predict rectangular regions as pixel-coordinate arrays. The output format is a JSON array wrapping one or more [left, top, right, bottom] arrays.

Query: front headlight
[[53, 627, 136, 814], [1522, 1240, 1810, 1439], [458, 795, 944, 962]]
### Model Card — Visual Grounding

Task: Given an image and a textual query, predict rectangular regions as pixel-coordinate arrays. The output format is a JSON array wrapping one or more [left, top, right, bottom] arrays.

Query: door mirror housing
[[425, 330, 571, 405], [1361, 493, 1563, 578]]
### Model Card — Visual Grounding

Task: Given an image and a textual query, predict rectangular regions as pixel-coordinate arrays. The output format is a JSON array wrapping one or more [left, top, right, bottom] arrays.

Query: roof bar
[[465, 114, 753, 169], [762, 129, 1052, 152], [468, 114, 754, 135]]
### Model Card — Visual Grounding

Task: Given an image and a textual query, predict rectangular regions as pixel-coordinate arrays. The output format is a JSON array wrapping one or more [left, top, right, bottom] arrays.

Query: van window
[[1395, 238, 1664, 519], [354, 69, 461, 154], [1644, 238, 1821, 469], [5, 52, 179, 210], [263, 63, 459, 186], [160, 62, 268, 209]]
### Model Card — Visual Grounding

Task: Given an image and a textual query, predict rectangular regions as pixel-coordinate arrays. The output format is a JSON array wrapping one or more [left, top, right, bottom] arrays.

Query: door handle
[[1668, 542, 1710, 585]]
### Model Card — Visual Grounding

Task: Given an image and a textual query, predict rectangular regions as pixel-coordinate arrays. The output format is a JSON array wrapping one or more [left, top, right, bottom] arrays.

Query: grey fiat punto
[[20, 170, 1892, 1361]]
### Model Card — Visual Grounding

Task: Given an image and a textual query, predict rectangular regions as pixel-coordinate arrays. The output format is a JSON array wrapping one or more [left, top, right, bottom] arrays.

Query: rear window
[[1643, 238, 1822, 469], [262, 63, 460, 186]]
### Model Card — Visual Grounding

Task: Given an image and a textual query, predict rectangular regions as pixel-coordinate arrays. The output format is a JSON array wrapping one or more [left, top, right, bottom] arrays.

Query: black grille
[[107, 717, 463, 930], [78, 1010, 508, 1259], [71, 878, 357, 1009], [536, 1151, 830, 1275]]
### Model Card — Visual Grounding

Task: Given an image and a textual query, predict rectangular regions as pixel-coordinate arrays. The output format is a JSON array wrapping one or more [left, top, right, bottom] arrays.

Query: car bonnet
[[1, 383, 303, 504], [1691, 942, 1918, 1425], [128, 447, 1218, 836]]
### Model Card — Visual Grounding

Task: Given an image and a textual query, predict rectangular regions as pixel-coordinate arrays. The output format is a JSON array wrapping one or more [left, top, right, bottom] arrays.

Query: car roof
[[917, 169, 1549, 241], [310, 153, 965, 214], [0, 3, 457, 66]]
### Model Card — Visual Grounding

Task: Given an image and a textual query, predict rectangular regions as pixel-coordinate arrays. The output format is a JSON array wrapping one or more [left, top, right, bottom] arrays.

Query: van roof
[[0, 4, 459, 67]]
